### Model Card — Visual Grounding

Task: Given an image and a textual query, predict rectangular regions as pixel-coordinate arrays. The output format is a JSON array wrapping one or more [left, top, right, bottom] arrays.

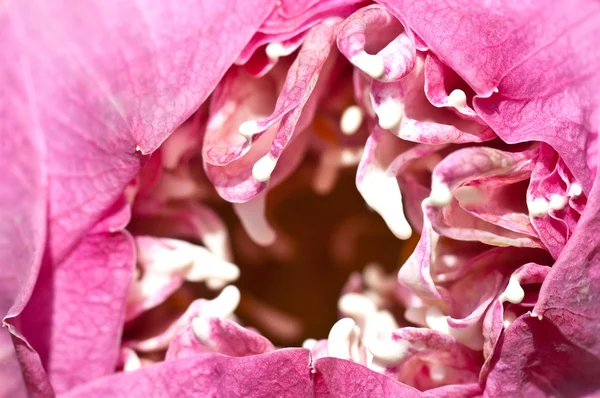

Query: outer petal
[[380, 0, 600, 191], [7, 0, 274, 266], [15, 227, 135, 393], [0, 13, 46, 397], [62, 349, 313, 398], [313, 357, 428, 397]]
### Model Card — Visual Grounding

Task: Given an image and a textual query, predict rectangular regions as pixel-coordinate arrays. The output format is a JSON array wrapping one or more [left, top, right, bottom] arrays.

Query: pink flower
[[1, 0, 599, 397]]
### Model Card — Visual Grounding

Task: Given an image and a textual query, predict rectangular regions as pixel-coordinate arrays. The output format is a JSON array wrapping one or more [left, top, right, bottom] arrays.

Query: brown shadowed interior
[[210, 155, 416, 347]]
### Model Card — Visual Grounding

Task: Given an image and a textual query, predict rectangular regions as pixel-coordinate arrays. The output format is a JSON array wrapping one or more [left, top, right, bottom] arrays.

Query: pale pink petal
[[130, 202, 233, 262], [356, 128, 413, 239], [368, 328, 481, 391], [205, 22, 338, 202], [426, 146, 542, 247], [168, 317, 275, 359], [127, 286, 240, 353]]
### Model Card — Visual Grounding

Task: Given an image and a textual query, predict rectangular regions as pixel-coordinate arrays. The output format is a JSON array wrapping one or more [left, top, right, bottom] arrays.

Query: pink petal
[[337, 5, 415, 82], [370, 56, 494, 144], [484, 171, 600, 395], [205, 22, 338, 202], [382, 0, 600, 191], [313, 357, 427, 397], [0, 14, 47, 397], [484, 316, 600, 397], [167, 317, 275, 360], [423, 53, 485, 124], [426, 146, 542, 247], [6, 0, 274, 268], [427, 383, 482, 398], [0, 330, 27, 398], [13, 227, 135, 393], [527, 143, 586, 258], [62, 348, 314, 398]]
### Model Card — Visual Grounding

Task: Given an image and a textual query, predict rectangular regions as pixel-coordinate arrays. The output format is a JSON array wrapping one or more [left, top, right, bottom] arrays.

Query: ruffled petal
[[370, 56, 494, 144], [205, 22, 338, 202], [337, 5, 416, 82]]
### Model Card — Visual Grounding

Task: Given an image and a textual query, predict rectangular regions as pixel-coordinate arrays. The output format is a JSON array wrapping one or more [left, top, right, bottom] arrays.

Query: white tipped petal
[[238, 120, 260, 140], [338, 293, 377, 320], [358, 171, 412, 239], [265, 42, 286, 60], [499, 275, 525, 304], [340, 105, 364, 135], [252, 153, 277, 182], [234, 191, 276, 246], [453, 185, 484, 206], [376, 100, 403, 130], [327, 318, 359, 360], [549, 194, 568, 211], [429, 183, 452, 207], [368, 337, 408, 365], [203, 285, 241, 319], [528, 197, 549, 217], [351, 52, 385, 79], [447, 89, 467, 110], [568, 182, 583, 197]]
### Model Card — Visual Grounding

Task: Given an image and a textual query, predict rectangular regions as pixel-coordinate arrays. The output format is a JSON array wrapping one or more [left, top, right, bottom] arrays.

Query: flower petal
[[313, 357, 427, 397], [12, 228, 135, 393], [62, 349, 313, 398], [382, 0, 600, 191]]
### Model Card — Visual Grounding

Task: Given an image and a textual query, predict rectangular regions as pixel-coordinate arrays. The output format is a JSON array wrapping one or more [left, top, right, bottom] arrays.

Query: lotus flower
[[2, 0, 600, 397]]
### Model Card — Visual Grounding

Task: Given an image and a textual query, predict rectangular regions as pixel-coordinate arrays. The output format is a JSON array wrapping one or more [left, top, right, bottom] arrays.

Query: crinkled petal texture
[[2, 0, 275, 395], [59, 347, 434, 398], [485, 170, 600, 396], [379, 0, 600, 193], [63, 349, 314, 398]]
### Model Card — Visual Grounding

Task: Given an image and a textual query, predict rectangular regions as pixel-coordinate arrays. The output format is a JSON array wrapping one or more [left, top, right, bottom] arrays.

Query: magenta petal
[[63, 348, 313, 398], [14, 230, 135, 393], [314, 357, 427, 397]]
